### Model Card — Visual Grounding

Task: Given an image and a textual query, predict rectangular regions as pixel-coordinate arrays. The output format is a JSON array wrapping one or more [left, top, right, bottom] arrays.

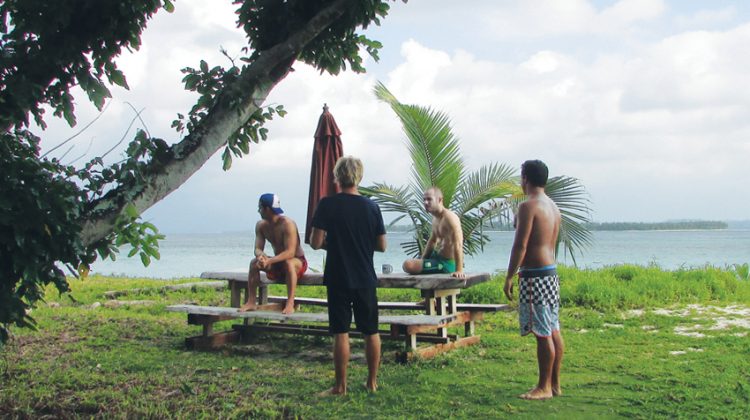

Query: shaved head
[[425, 187, 443, 199]]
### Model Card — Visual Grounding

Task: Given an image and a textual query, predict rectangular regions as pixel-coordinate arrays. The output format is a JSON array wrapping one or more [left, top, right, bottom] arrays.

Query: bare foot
[[317, 387, 346, 397], [281, 303, 295, 315], [520, 387, 553, 400], [238, 303, 257, 312], [552, 386, 562, 397], [364, 382, 377, 393]]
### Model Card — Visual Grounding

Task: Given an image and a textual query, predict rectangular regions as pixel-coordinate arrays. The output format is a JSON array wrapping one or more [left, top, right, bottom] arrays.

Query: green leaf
[[124, 203, 139, 219], [142, 222, 158, 232], [108, 68, 129, 89], [163, 0, 175, 13], [238, 139, 250, 154], [222, 148, 232, 171], [184, 74, 199, 90]]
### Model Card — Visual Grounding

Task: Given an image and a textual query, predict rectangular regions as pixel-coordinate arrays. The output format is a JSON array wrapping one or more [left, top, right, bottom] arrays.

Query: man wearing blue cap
[[240, 193, 307, 314]]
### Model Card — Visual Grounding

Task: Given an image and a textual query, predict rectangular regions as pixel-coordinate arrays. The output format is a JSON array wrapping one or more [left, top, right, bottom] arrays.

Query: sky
[[37, 0, 750, 234]]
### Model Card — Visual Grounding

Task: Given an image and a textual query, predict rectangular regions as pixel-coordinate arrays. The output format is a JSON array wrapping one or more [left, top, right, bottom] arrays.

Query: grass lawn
[[1, 267, 749, 418]]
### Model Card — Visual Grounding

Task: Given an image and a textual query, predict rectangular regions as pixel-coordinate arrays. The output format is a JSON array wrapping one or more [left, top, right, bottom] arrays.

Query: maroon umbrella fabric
[[305, 104, 343, 244]]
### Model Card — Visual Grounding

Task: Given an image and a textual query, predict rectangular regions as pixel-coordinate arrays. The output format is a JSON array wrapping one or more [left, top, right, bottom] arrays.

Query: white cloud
[[483, 0, 665, 38], [620, 23, 750, 112], [675, 6, 737, 29], [599, 0, 666, 27]]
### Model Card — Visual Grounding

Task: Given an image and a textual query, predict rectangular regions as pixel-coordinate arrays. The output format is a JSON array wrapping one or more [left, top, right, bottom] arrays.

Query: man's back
[[520, 194, 560, 268], [312, 193, 385, 288]]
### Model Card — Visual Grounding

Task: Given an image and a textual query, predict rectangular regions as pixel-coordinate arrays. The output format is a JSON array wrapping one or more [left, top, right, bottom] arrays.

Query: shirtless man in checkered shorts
[[504, 160, 564, 400]]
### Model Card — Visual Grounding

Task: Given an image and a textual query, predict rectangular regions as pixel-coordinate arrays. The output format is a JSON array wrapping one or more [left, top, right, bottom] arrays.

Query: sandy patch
[[709, 317, 750, 330], [670, 348, 704, 355], [649, 304, 750, 337], [674, 330, 706, 338], [603, 323, 624, 328], [623, 309, 645, 319]]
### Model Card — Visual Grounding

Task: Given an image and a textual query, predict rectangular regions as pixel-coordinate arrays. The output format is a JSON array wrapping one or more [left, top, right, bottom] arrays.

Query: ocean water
[[91, 230, 750, 279]]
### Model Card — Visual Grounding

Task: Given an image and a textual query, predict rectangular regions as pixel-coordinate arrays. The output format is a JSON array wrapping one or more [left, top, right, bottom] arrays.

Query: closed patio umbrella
[[305, 104, 343, 244]]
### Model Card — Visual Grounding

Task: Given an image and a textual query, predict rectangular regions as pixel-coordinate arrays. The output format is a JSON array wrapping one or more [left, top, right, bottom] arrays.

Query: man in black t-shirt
[[310, 155, 387, 396]]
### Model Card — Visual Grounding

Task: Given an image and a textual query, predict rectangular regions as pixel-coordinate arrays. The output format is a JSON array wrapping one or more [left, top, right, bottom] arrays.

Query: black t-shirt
[[311, 193, 386, 288]]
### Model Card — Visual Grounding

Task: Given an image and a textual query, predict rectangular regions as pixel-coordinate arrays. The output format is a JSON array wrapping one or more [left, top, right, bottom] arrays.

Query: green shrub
[[455, 265, 750, 310], [558, 264, 750, 310]]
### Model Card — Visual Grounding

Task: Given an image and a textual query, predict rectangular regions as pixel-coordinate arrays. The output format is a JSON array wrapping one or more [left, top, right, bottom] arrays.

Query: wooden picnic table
[[168, 271, 509, 361]]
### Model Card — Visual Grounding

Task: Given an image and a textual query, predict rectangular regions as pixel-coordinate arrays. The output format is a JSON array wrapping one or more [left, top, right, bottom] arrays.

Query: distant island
[[386, 220, 729, 232], [583, 221, 728, 231]]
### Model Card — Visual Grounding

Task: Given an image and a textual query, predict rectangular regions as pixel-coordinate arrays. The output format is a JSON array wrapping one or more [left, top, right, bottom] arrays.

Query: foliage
[[362, 82, 593, 261], [237, 0, 389, 75], [0, 1, 401, 343], [456, 264, 750, 308], [730, 263, 749, 281], [171, 60, 287, 171], [0, 0, 167, 130], [0, 133, 81, 342], [558, 264, 750, 311]]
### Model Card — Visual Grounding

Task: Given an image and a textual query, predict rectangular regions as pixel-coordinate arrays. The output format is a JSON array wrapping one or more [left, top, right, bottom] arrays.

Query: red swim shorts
[[265, 256, 308, 281]]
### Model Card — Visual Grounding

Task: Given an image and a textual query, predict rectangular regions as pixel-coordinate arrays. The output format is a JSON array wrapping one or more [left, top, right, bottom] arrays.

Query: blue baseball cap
[[259, 193, 284, 214]]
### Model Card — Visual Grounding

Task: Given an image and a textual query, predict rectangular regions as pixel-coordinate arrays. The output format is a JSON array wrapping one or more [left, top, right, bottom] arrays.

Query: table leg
[[406, 333, 417, 351], [422, 289, 460, 338], [465, 320, 475, 337], [230, 281, 242, 308], [259, 286, 269, 305]]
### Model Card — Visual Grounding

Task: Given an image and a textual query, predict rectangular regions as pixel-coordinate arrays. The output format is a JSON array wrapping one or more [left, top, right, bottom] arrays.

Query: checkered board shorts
[[518, 267, 560, 337]]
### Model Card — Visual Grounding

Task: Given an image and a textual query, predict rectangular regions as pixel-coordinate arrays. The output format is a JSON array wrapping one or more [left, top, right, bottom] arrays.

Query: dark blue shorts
[[326, 286, 379, 335]]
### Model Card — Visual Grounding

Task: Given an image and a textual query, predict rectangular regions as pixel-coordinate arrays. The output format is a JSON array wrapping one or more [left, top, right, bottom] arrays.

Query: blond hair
[[334, 156, 364, 188]]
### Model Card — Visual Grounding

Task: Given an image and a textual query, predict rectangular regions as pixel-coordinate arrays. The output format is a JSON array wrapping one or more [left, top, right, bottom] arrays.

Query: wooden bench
[[263, 295, 509, 313], [166, 304, 487, 361], [170, 270, 506, 360]]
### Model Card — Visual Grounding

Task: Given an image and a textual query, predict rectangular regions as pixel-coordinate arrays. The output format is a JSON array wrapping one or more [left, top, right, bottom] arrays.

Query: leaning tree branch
[[79, 0, 353, 246]]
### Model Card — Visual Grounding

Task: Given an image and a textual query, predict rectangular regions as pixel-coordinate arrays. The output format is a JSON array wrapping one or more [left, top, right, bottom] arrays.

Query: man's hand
[[451, 271, 466, 279], [257, 254, 269, 269], [503, 275, 515, 301]]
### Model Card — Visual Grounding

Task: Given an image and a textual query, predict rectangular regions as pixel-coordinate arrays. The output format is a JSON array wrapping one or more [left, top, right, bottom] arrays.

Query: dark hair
[[521, 160, 549, 187]]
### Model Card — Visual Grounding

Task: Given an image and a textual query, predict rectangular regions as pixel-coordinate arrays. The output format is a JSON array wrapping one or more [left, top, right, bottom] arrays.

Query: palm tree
[[362, 82, 592, 264]]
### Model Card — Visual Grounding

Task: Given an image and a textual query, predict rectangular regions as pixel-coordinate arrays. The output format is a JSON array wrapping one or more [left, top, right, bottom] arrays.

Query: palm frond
[[455, 163, 518, 215], [546, 175, 594, 264], [374, 82, 463, 205], [459, 213, 492, 255], [360, 183, 417, 216], [360, 182, 430, 257]]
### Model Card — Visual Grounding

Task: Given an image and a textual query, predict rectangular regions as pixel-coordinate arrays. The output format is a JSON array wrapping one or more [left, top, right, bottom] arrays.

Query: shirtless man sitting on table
[[402, 187, 465, 279], [240, 193, 307, 315]]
